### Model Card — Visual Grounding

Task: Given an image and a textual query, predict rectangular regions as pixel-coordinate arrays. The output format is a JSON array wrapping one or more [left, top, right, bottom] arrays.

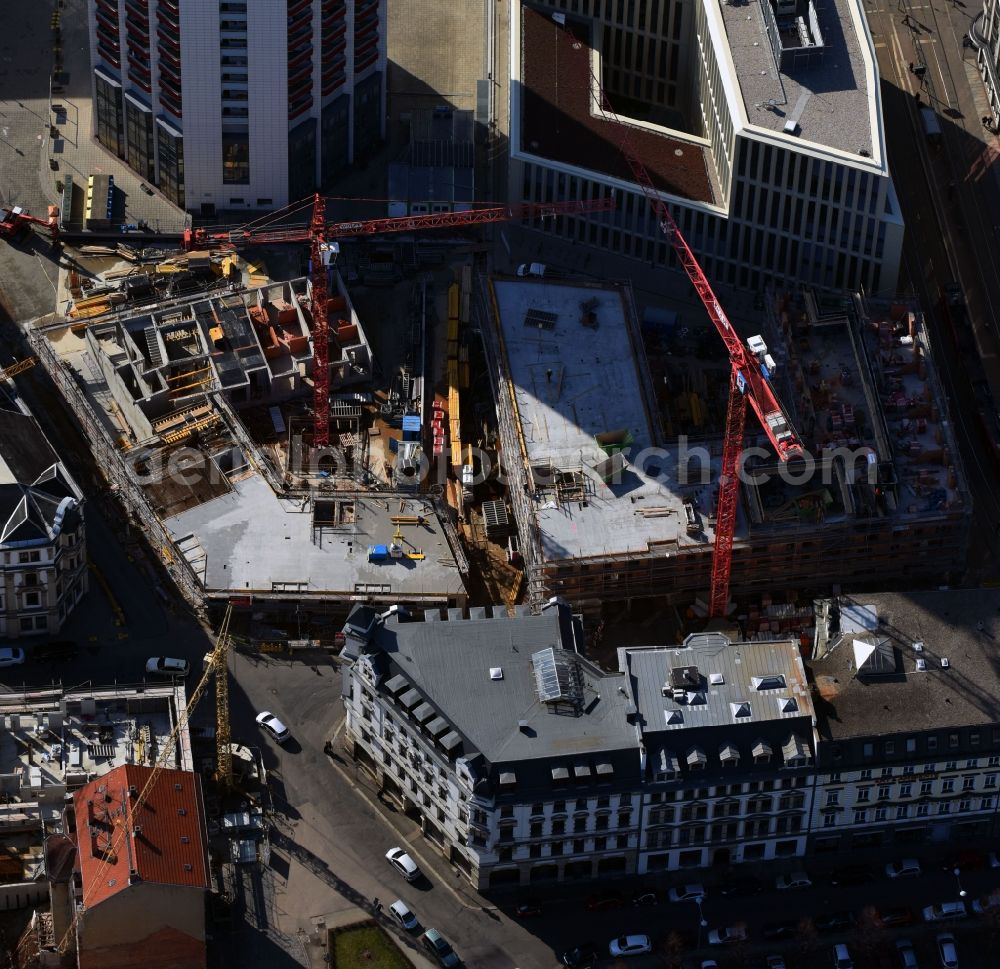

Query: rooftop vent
[[518, 720, 531, 734], [915, 658, 928, 672], [532, 646, 583, 705], [778, 697, 798, 713], [669, 665, 701, 690], [128, 785, 138, 797], [941, 657, 950, 669], [490, 667, 504, 681], [183, 863, 193, 871], [177, 808, 187, 816], [174, 783, 182, 791], [709, 672, 725, 686], [913, 641, 924, 652], [665, 710, 684, 726], [731, 701, 752, 719]]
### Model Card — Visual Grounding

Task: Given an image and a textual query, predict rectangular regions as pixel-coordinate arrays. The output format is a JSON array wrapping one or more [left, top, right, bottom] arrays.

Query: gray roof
[[165, 476, 466, 600], [622, 633, 813, 734], [718, 0, 879, 160], [367, 604, 637, 770], [810, 590, 1000, 740]]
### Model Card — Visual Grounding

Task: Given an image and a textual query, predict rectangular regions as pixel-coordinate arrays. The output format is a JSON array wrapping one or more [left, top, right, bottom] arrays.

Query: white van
[[516, 262, 546, 277]]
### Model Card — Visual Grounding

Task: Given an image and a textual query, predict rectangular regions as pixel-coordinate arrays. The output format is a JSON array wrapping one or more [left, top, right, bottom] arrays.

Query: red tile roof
[[73, 764, 210, 908], [521, 6, 716, 205]]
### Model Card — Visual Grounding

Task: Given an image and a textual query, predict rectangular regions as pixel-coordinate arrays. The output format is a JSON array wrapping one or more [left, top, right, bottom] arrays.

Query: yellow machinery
[[1, 357, 35, 379]]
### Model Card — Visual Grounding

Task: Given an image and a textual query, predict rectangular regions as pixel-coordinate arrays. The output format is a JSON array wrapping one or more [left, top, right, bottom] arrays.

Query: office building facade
[[88, 0, 387, 212], [511, 2, 904, 296]]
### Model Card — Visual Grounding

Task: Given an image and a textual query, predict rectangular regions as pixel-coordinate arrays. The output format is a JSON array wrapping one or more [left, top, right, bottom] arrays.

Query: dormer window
[[719, 743, 740, 766]]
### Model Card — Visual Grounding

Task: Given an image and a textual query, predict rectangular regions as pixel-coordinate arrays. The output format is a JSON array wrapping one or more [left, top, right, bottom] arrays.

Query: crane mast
[[309, 194, 332, 448], [583, 48, 803, 617]]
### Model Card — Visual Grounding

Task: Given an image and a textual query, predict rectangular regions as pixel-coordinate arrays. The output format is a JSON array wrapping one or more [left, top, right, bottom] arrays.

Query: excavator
[[0, 204, 60, 246]]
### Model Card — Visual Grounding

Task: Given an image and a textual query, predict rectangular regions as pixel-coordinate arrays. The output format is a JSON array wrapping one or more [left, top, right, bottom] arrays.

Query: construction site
[[479, 273, 970, 620]]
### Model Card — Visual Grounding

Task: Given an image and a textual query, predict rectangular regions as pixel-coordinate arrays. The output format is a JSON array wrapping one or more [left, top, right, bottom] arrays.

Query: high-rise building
[[510, 2, 904, 296], [87, 0, 387, 213]]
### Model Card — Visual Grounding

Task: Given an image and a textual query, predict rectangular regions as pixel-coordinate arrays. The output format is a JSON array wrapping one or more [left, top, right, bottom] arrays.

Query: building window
[[529, 843, 542, 859], [945, 761, 957, 771], [959, 799, 972, 813], [986, 775, 997, 789], [942, 780, 955, 794], [854, 809, 868, 824], [222, 132, 250, 183], [982, 797, 994, 811], [963, 777, 976, 791], [18, 551, 41, 564], [859, 769, 872, 780], [928, 737, 938, 752], [552, 819, 565, 835], [23, 591, 41, 607], [823, 814, 836, 828], [899, 783, 912, 797], [618, 812, 632, 828], [920, 781, 933, 795], [573, 839, 585, 854], [906, 738, 916, 753], [885, 741, 895, 755], [878, 786, 891, 801], [863, 743, 874, 758], [917, 804, 930, 817], [553, 800, 566, 813], [857, 788, 871, 803], [881, 767, 893, 778], [531, 802, 544, 816], [896, 805, 909, 819], [826, 791, 841, 807], [775, 839, 798, 856], [594, 836, 606, 851], [966, 759, 978, 769], [530, 823, 542, 838], [949, 734, 960, 748], [743, 843, 766, 860]]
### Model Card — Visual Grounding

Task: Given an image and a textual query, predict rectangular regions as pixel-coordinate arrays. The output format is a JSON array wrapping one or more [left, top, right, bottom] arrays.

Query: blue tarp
[[369, 544, 389, 561]]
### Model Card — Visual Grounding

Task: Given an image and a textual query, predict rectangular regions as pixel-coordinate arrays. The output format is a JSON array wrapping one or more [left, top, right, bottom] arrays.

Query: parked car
[[609, 935, 652, 957], [668, 883, 706, 902], [875, 907, 915, 928], [762, 920, 798, 940], [145, 656, 190, 678], [516, 262, 546, 278], [766, 957, 787, 969], [560, 942, 599, 968], [718, 876, 766, 897], [708, 925, 747, 946], [885, 859, 922, 879], [896, 939, 919, 969], [972, 891, 1000, 915], [388, 899, 419, 931], [833, 943, 854, 969], [255, 710, 290, 744], [935, 933, 958, 969], [816, 911, 855, 934], [776, 871, 812, 891], [942, 850, 985, 872], [0, 647, 25, 668], [701, 962, 720, 969], [421, 928, 460, 967], [585, 892, 624, 911], [989, 851, 1000, 869], [31, 639, 77, 661], [385, 846, 421, 882], [937, 932, 958, 969], [831, 865, 875, 886], [921, 901, 968, 922], [514, 899, 543, 917], [631, 887, 659, 906]]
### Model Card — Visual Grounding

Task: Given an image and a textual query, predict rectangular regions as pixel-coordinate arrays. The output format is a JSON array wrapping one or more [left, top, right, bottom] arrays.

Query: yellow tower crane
[[1, 357, 36, 379], [54, 602, 235, 957]]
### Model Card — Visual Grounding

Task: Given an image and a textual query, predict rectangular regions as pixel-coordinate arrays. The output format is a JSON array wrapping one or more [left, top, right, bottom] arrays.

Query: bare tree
[[852, 905, 882, 968], [659, 930, 686, 969], [795, 914, 819, 955]]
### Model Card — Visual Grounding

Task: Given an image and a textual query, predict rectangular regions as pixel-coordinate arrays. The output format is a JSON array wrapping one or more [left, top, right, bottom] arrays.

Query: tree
[[852, 905, 882, 968], [795, 915, 819, 955], [658, 930, 685, 969]]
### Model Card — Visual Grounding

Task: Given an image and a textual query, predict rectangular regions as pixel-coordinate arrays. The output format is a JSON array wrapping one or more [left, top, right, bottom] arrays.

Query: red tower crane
[[584, 61, 804, 617], [189, 194, 616, 447], [0, 205, 60, 244]]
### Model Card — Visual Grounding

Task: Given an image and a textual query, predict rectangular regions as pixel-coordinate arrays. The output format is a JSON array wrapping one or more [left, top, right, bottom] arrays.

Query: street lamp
[[953, 867, 968, 898], [695, 896, 709, 949]]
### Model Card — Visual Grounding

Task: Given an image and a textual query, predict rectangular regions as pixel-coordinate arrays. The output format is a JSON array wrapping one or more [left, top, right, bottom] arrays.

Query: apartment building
[[0, 389, 87, 640], [341, 602, 818, 887], [88, 0, 387, 212], [807, 590, 1000, 853], [973, 2, 1000, 124], [510, 2, 903, 295], [621, 635, 816, 873]]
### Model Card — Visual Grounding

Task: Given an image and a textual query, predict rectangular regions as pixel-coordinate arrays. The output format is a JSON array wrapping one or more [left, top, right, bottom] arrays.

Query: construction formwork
[[24, 322, 205, 613]]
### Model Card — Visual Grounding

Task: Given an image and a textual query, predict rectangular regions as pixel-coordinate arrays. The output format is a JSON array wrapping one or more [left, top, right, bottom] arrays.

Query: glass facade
[[156, 120, 185, 208], [124, 96, 155, 182], [94, 69, 124, 157], [288, 118, 317, 202], [222, 131, 250, 184], [320, 92, 350, 188]]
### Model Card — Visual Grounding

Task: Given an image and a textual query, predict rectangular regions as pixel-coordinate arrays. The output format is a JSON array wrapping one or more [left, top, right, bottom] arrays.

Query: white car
[[776, 871, 812, 891], [990, 851, 1000, 869], [145, 656, 190, 678], [668, 883, 707, 902], [0, 647, 25, 668], [255, 711, 290, 744], [885, 858, 922, 879], [708, 925, 747, 946], [896, 939, 918, 969], [385, 846, 421, 882], [388, 899, 419, 931], [936, 933, 958, 969], [972, 891, 1000, 914], [516, 262, 546, 278], [832, 943, 854, 969], [922, 901, 968, 922], [608, 935, 652, 957]]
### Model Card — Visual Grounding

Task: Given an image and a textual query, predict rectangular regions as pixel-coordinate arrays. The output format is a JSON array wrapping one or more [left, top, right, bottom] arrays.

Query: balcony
[[288, 62, 312, 88], [157, 41, 181, 66], [124, 0, 149, 26]]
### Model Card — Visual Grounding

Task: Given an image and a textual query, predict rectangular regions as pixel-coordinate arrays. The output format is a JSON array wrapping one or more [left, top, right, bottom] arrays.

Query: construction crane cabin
[[182, 193, 615, 449], [569, 17, 805, 619]]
